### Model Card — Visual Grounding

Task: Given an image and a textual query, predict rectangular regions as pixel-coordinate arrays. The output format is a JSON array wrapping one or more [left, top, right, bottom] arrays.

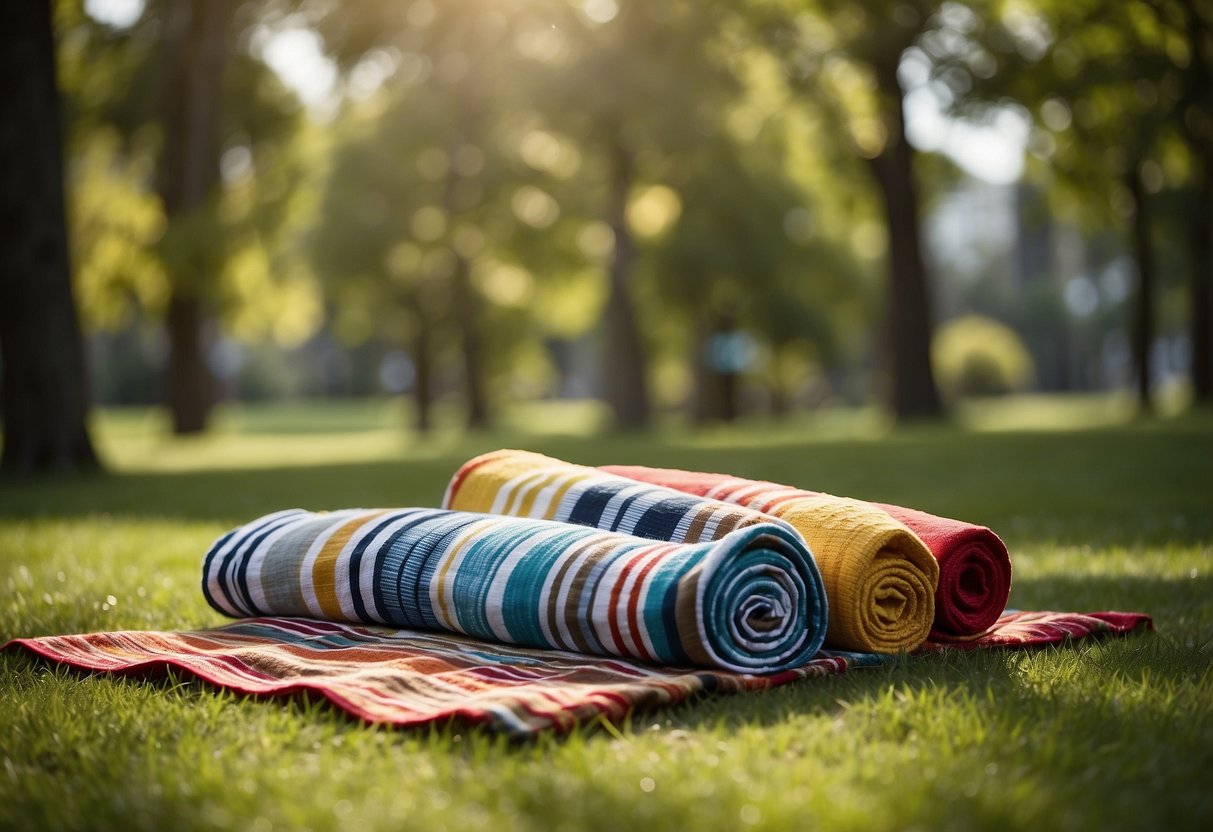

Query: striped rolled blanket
[[203, 507, 828, 674], [444, 450, 938, 654], [602, 465, 1012, 640]]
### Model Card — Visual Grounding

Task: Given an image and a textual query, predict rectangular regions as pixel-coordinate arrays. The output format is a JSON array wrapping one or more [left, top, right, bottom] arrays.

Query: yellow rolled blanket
[[755, 491, 938, 653], [445, 449, 939, 653]]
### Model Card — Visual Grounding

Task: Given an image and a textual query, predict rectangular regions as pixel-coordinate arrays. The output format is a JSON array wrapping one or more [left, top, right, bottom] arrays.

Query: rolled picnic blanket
[[203, 507, 827, 674], [444, 449, 937, 654], [870, 504, 1011, 640], [603, 465, 1011, 640]]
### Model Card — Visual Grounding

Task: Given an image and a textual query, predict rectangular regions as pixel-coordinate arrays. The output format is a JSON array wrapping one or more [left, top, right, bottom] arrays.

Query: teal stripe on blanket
[[202, 508, 829, 674]]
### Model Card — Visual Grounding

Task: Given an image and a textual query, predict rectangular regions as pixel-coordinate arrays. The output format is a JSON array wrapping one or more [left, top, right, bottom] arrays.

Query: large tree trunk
[[158, 0, 233, 434], [1164, 0, 1213, 407], [164, 293, 211, 434], [1179, 0, 1213, 404], [866, 59, 945, 421], [1190, 161, 1213, 404], [0, 2, 100, 475], [602, 137, 651, 430], [451, 253, 489, 430], [443, 88, 490, 432], [1126, 164, 1157, 414]]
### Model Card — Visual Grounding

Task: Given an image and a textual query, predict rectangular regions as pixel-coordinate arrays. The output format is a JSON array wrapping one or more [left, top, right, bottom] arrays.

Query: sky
[[84, 0, 142, 27], [904, 88, 1028, 185], [84, 0, 1027, 184]]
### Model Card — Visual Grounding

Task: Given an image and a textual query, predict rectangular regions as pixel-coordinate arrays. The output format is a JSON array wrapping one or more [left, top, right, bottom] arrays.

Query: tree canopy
[[3, 0, 1208, 467]]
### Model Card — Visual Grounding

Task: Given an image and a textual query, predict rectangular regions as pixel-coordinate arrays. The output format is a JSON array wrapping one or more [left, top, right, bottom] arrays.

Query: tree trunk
[[158, 0, 233, 435], [451, 253, 489, 430], [1179, 0, 1213, 404], [0, 1, 100, 475], [1190, 161, 1213, 404], [442, 88, 490, 432], [692, 309, 739, 424], [1126, 164, 1156, 414], [691, 311, 717, 425], [602, 137, 651, 430], [164, 293, 212, 433], [865, 59, 945, 421], [1055, 327, 1073, 391], [410, 314, 434, 435]]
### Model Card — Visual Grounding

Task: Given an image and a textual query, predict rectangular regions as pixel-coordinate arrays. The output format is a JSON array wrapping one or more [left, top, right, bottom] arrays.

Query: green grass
[[2, 396, 1211, 832]]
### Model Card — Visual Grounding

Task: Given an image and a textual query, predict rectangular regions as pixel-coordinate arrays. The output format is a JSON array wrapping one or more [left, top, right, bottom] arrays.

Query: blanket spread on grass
[[603, 464, 1012, 641], [199, 507, 828, 674], [7, 611, 1152, 736], [2, 452, 1154, 735], [446, 450, 938, 654]]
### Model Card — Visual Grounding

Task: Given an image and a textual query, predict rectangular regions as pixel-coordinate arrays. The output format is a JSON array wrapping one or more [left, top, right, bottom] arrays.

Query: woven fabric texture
[[5, 611, 1150, 736], [604, 465, 1010, 639], [447, 450, 938, 654], [202, 507, 828, 674]]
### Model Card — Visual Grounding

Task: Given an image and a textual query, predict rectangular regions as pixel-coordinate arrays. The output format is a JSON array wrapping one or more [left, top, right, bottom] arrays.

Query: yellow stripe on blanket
[[444, 449, 939, 653], [311, 509, 389, 621]]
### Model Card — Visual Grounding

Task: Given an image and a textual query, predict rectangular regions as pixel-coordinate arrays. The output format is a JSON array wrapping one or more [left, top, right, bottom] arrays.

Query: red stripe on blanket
[[5, 610, 1150, 735]]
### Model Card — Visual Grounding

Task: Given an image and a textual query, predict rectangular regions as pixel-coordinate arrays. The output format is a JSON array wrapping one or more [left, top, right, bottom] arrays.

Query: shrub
[[933, 314, 1035, 398]]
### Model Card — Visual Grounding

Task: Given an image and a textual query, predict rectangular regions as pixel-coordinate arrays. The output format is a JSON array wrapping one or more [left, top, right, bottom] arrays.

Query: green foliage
[[68, 129, 167, 329], [52, 0, 1212, 421], [301, 0, 879, 413], [942, 0, 1200, 226], [57, 0, 317, 342], [934, 314, 1035, 397], [1, 401, 1211, 831]]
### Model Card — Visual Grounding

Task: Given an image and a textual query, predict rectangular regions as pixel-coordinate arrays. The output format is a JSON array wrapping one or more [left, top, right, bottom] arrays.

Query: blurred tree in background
[[2, 0, 1210, 464], [157, 0, 233, 433], [54, 0, 309, 433], [307, 0, 546, 433], [942, 0, 1212, 413], [758, 0, 950, 420]]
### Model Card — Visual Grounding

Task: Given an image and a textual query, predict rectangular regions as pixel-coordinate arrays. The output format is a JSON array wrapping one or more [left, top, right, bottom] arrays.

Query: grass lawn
[[2, 397, 1211, 831]]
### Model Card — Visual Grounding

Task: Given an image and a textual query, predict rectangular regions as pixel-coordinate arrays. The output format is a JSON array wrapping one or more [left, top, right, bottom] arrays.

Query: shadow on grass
[[7, 626, 1208, 831], [658, 626, 1193, 733]]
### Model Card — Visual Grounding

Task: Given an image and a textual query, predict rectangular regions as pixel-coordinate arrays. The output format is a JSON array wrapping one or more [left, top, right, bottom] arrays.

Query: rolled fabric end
[[872, 503, 1011, 639], [931, 530, 1012, 639], [799, 512, 937, 654], [202, 507, 826, 674], [687, 523, 828, 673], [602, 465, 1013, 642], [601, 465, 938, 654]]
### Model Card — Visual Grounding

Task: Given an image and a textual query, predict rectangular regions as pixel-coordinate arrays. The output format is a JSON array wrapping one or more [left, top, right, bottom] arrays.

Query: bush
[[933, 314, 1034, 398]]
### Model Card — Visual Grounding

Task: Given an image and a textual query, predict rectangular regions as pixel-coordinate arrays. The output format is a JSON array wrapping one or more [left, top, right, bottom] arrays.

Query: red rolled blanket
[[869, 503, 1011, 640], [602, 465, 1012, 640]]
